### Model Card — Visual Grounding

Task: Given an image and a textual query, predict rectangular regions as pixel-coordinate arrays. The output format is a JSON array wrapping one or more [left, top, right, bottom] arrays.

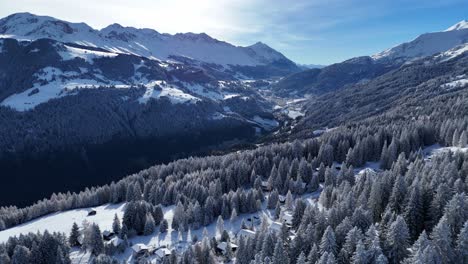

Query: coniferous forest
[[0, 8, 468, 264]]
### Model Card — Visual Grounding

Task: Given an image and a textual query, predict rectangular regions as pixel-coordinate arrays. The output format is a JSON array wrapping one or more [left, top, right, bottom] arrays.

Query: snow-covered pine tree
[[69, 222, 80, 247]]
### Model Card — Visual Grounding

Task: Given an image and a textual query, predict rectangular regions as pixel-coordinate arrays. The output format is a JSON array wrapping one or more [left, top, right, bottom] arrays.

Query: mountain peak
[[445, 20, 468, 31]]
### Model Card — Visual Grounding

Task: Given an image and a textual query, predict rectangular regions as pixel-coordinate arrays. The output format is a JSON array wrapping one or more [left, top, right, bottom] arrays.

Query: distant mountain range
[[272, 20, 468, 96]]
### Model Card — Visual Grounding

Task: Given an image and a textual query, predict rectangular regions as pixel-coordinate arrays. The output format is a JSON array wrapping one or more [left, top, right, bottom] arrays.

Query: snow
[[445, 20, 468, 31], [372, 24, 468, 61], [0, 78, 129, 111], [441, 77, 468, 88], [0, 13, 286, 67], [436, 43, 468, 62], [423, 144, 468, 160], [251, 115, 279, 130], [139, 81, 199, 104], [58, 45, 118, 63], [0, 203, 126, 243]]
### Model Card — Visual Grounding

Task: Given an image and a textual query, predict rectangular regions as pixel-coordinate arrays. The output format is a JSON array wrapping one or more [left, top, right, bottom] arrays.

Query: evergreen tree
[[144, 213, 156, 235], [11, 245, 31, 264], [456, 220, 468, 264], [296, 251, 306, 264], [351, 240, 367, 264], [307, 244, 319, 264], [272, 239, 289, 264], [84, 224, 104, 256], [320, 226, 337, 257], [431, 216, 455, 264], [112, 214, 121, 234], [385, 216, 409, 264], [69, 222, 80, 247], [160, 219, 169, 233]]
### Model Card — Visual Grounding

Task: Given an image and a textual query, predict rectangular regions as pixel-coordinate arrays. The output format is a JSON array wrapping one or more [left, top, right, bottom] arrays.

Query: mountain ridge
[[0, 12, 297, 68]]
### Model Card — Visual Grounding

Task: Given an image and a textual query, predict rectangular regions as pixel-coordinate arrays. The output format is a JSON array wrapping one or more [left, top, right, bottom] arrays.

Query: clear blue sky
[[0, 0, 467, 65]]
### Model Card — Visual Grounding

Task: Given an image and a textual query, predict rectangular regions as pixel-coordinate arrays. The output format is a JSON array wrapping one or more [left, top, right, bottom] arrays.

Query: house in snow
[[87, 209, 97, 216], [216, 241, 238, 255], [107, 237, 123, 247], [278, 195, 286, 204], [155, 247, 171, 260], [132, 244, 150, 257], [281, 211, 293, 226], [269, 221, 283, 233], [237, 229, 256, 240], [261, 181, 271, 192], [102, 230, 115, 241]]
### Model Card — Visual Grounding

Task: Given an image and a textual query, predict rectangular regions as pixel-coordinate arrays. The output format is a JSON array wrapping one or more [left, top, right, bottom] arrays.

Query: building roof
[[237, 229, 256, 238], [132, 243, 150, 252], [269, 221, 283, 232], [155, 248, 171, 258], [109, 237, 123, 247]]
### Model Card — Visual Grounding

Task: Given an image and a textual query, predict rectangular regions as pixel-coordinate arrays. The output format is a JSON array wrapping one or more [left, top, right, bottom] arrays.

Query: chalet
[[87, 209, 97, 216], [155, 247, 171, 260], [216, 241, 238, 255], [102, 230, 115, 241], [246, 215, 261, 226], [261, 181, 271, 192], [269, 221, 283, 233], [237, 229, 256, 240], [281, 212, 293, 226], [132, 244, 150, 257], [108, 237, 123, 247], [278, 195, 286, 204]]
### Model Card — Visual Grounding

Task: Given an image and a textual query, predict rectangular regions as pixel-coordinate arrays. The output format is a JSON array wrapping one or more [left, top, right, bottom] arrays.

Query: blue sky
[[0, 0, 467, 65]]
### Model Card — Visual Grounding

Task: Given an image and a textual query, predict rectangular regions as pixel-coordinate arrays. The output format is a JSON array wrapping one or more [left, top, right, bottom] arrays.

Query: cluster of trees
[[0, 231, 70, 264]]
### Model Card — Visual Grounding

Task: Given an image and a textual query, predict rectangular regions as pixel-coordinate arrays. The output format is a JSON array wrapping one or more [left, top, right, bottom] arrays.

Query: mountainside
[[0, 12, 299, 73], [288, 43, 468, 138], [0, 13, 301, 207], [373, 20, 468, 62], [271, 20, 468, 97]]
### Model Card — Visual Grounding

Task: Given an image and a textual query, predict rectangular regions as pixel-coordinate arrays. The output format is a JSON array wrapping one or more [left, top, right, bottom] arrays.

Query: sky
[[0, 0, 467, 65]]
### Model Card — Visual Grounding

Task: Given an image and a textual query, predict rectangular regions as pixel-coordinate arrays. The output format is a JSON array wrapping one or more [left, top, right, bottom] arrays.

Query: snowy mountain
[[272, 20, 468, 97], [372, 20, 468, 62], [0, 12, 298, 69]]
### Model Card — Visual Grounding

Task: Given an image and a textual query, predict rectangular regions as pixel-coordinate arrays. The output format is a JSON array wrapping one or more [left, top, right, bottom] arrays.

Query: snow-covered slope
[[372, 20, 468, 61], [0, 13, 294, 67]]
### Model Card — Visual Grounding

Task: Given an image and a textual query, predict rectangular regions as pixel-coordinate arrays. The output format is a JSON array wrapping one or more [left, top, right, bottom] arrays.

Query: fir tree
[[69, 222, 80, 247], [320, 226, 337, 257], [385, 216, 409, 264], [112, 214, 121, 234]]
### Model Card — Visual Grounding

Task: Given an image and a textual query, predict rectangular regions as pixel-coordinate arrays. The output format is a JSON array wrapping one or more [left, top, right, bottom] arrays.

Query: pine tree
[[320, 226, 337, 256], [11, 245, 31, 264], [144, 213, 156, 235], [456, 220, 468, 264], [69, 222, 80, 247], [296, 251, 306, 264], [112, 214, 121, 234], [230, 208, 238, 223], [216, 216, 224, 237], [404, 185, 424, 240], [307, 244, 319, 264], [119, 223, 128, 239], [431, 216, 455, 264], [85, 224, 104, 256], [160, 219, 169, 233], [272, 239, 289, 264], [285, 191, 294, 211], [385, 216, 409, 264], [268, 190, 279, 209], [351, 240, 367, 264]]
